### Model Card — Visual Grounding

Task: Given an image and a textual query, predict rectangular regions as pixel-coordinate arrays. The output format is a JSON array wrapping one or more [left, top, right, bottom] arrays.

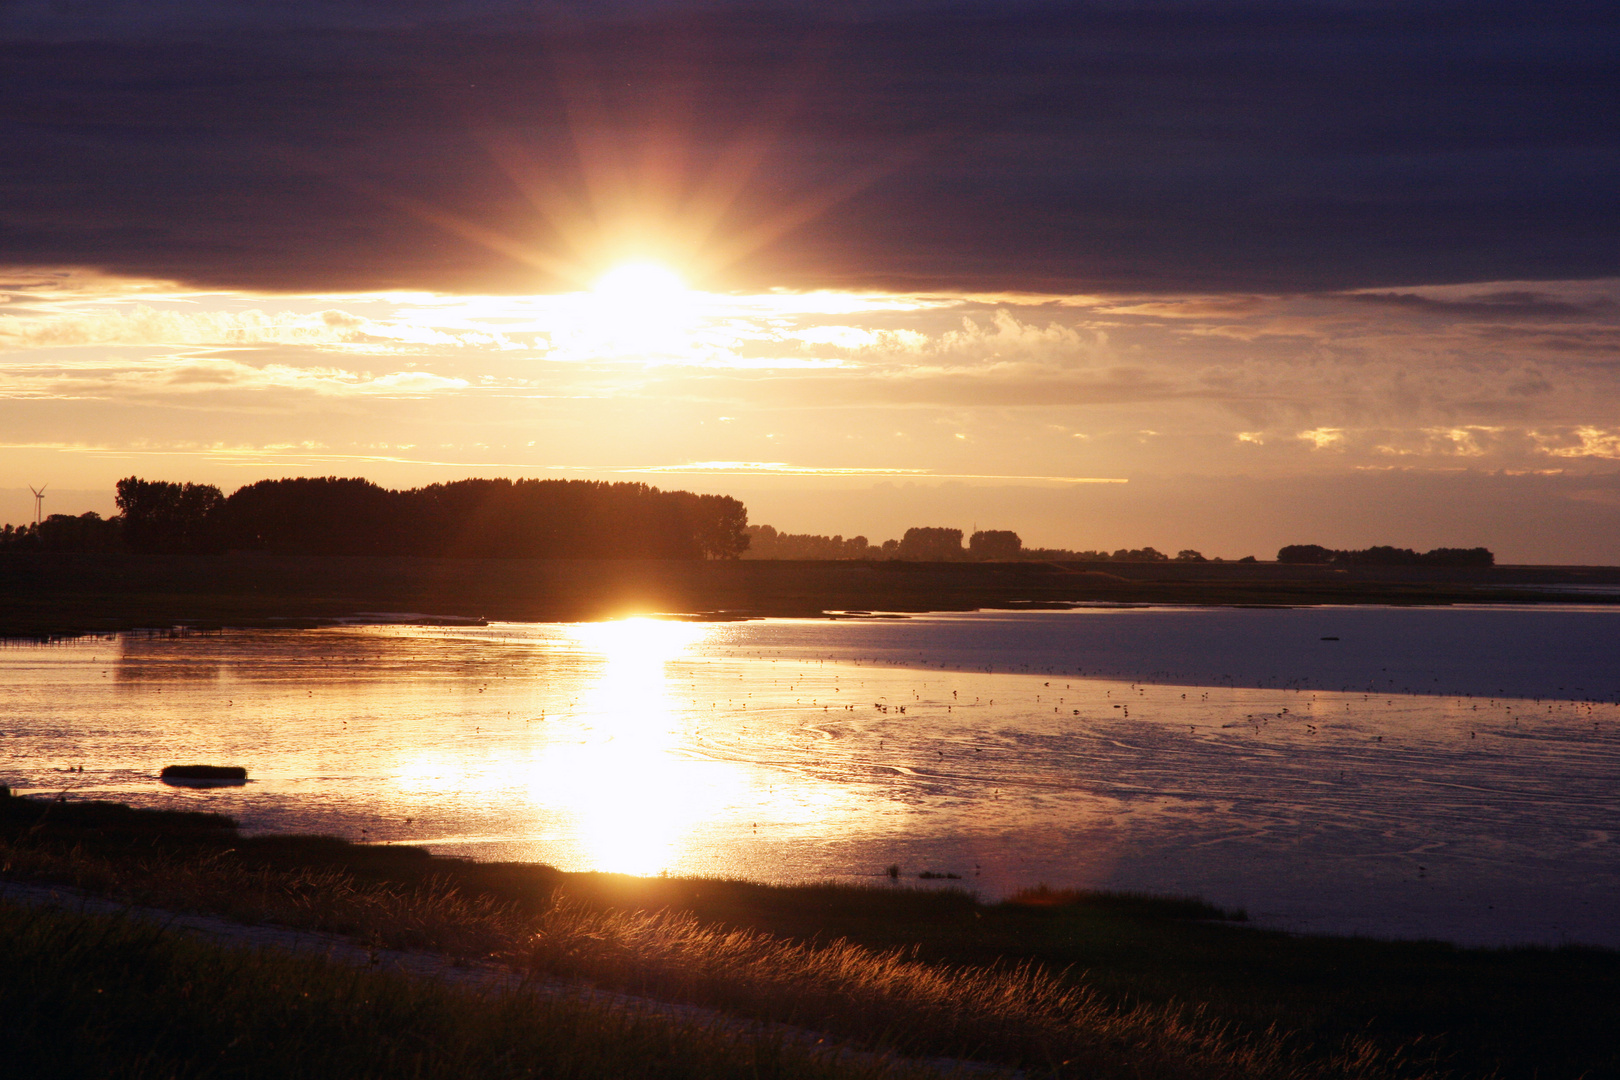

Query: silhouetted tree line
[[1019, 546, 1223, 562], [742, 527, 1233, 563], [745, 525, 1031, 561], [1277, 544, 1494, 567], [744, 526, 890, 560], [899, 527, 968, 560], [117, 478, 226, 554], [0, 513, 124, 552], [1, 477, 750, 559], [969, 530, 1022, 560]]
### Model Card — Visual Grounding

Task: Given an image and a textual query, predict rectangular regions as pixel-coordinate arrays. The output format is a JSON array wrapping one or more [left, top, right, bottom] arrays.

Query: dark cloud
[[2, 1, 1617, 293], [1341, 291, 1604, 319], [1464, 323, 1620, 358]]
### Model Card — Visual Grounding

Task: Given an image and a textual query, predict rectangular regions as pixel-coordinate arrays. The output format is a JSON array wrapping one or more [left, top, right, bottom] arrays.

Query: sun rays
[[334, 24, 923, 300]]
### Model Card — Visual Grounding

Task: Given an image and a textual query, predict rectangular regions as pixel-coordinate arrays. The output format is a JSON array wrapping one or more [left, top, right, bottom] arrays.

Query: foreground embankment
[[2, 792, 1615, 1080], [4, 551, 1618, 637], [1, 895, 952, 1080]]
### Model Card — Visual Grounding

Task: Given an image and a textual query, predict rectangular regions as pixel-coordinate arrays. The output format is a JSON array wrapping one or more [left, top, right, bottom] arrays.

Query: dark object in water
[[161, 764, 247, 779], [1320, 636, 1340, 641], [160, 764, 248, 787]]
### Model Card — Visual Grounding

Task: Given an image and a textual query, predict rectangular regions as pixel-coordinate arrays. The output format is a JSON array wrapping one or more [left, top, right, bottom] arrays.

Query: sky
[[2, 1, 1618, 562]]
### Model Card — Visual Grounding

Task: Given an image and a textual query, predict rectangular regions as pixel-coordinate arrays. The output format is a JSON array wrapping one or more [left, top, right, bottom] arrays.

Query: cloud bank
[[2, 1, 1616, 294]]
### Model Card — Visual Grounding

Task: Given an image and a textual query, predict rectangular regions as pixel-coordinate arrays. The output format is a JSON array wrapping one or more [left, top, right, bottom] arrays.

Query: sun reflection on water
[[528, 617, 742, 876]]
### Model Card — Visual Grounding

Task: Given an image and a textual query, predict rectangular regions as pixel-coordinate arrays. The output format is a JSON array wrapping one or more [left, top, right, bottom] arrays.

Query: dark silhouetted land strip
[[3, 552, 1619, 638], [3, 793, 1616, 1080], [0, 902, 937, 1080]]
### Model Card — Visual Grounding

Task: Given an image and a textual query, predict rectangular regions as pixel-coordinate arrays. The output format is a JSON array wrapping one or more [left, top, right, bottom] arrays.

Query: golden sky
[[4, 266, 1619, 562]]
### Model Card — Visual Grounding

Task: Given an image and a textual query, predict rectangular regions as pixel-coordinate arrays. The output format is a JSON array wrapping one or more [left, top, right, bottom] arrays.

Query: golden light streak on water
[[534, 617, 738, 876]]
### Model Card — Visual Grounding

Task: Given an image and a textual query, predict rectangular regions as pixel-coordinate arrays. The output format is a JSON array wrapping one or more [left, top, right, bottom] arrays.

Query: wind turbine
[[28, 484, 46, 526]]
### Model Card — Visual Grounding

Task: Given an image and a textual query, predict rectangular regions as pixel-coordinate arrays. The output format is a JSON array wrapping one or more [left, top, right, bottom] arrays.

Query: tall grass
[[0, 833, 1429, 1080], [519, 894, 1427, 1080], [0, 900, 951, 1080]]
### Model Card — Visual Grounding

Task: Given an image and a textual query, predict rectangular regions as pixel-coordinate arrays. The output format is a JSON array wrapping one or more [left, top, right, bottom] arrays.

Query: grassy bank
[[0, 901, 947, 1080], [4, 793, 1616, 1079], [4, 550, 1619, 638]]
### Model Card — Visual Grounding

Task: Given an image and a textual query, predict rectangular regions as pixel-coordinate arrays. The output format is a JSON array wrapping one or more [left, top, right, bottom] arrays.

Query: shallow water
[[3, 607, 1618, 947]]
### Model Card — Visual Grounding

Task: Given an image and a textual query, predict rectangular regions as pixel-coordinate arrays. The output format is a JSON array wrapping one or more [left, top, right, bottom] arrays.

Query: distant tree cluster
[[2, 476, 750, 560], [741, 528, 1223, 564], [117, 478, 227, 554], [1099, 547, 1210, 562], [1002, 545, 1212, 563], [1277, 544, 1495, 567], [968, 530, 1022, 559], [898, 527, 965, 560], [744, 525, 1032, 562], [0, 513, 123, 552], [743, 526, 887, 560]]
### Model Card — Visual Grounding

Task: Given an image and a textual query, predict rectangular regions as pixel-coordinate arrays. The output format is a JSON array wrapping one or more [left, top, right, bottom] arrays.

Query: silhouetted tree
[[898, 527, 964, 561], [0, 522, 37, 550], [1111, 546, 1169, 562], [1278, 544, 1335, 564], [1421, 547, 1495, 567], [224, 477, 396, 555], [969, 530, 1022, 560], [36, 512, 123, 552], [1278, 543, 1493, 567], [743, 525, 878, 560], [1175, 549, 1207, 562], [116, 477, 226, 554], [674, 492, 751, 559]]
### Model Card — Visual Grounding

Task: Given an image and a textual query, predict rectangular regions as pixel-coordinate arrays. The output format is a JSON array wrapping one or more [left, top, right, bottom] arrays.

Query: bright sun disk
[[593, 261, 687, 300]]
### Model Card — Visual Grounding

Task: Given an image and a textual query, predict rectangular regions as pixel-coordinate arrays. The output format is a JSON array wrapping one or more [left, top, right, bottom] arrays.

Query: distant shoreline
[[3, 551, 1618, 640]]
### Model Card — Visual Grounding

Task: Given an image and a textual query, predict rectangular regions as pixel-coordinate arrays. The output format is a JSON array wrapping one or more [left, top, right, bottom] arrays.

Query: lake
[[3, 606, 1618, 947]]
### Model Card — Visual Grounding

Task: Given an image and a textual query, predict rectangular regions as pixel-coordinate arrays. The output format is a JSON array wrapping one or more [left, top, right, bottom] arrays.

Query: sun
[[593, 261, 688, 302], [575, 260, 698, 359]]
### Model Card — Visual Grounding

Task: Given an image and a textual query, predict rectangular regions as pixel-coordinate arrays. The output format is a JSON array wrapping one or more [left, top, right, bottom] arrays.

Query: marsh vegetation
[[3, 793, 1615, 1080]]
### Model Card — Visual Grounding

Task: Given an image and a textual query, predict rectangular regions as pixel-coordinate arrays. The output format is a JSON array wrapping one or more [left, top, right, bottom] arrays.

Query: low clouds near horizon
[[4, 270, 1620, 562]]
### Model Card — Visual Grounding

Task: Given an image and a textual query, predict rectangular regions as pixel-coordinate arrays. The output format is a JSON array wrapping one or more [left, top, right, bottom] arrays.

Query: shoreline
[[4, 551, 1619, 641]]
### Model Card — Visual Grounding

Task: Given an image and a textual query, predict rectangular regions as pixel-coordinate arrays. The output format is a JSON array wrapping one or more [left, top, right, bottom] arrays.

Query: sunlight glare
[[527, 617, 740, 875], [593, 261, 687, 302], [571, 261, 698, 360]]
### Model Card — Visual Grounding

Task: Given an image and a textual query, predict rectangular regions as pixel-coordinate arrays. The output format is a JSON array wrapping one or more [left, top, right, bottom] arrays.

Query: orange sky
[[3, 268, 1618, 562]]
